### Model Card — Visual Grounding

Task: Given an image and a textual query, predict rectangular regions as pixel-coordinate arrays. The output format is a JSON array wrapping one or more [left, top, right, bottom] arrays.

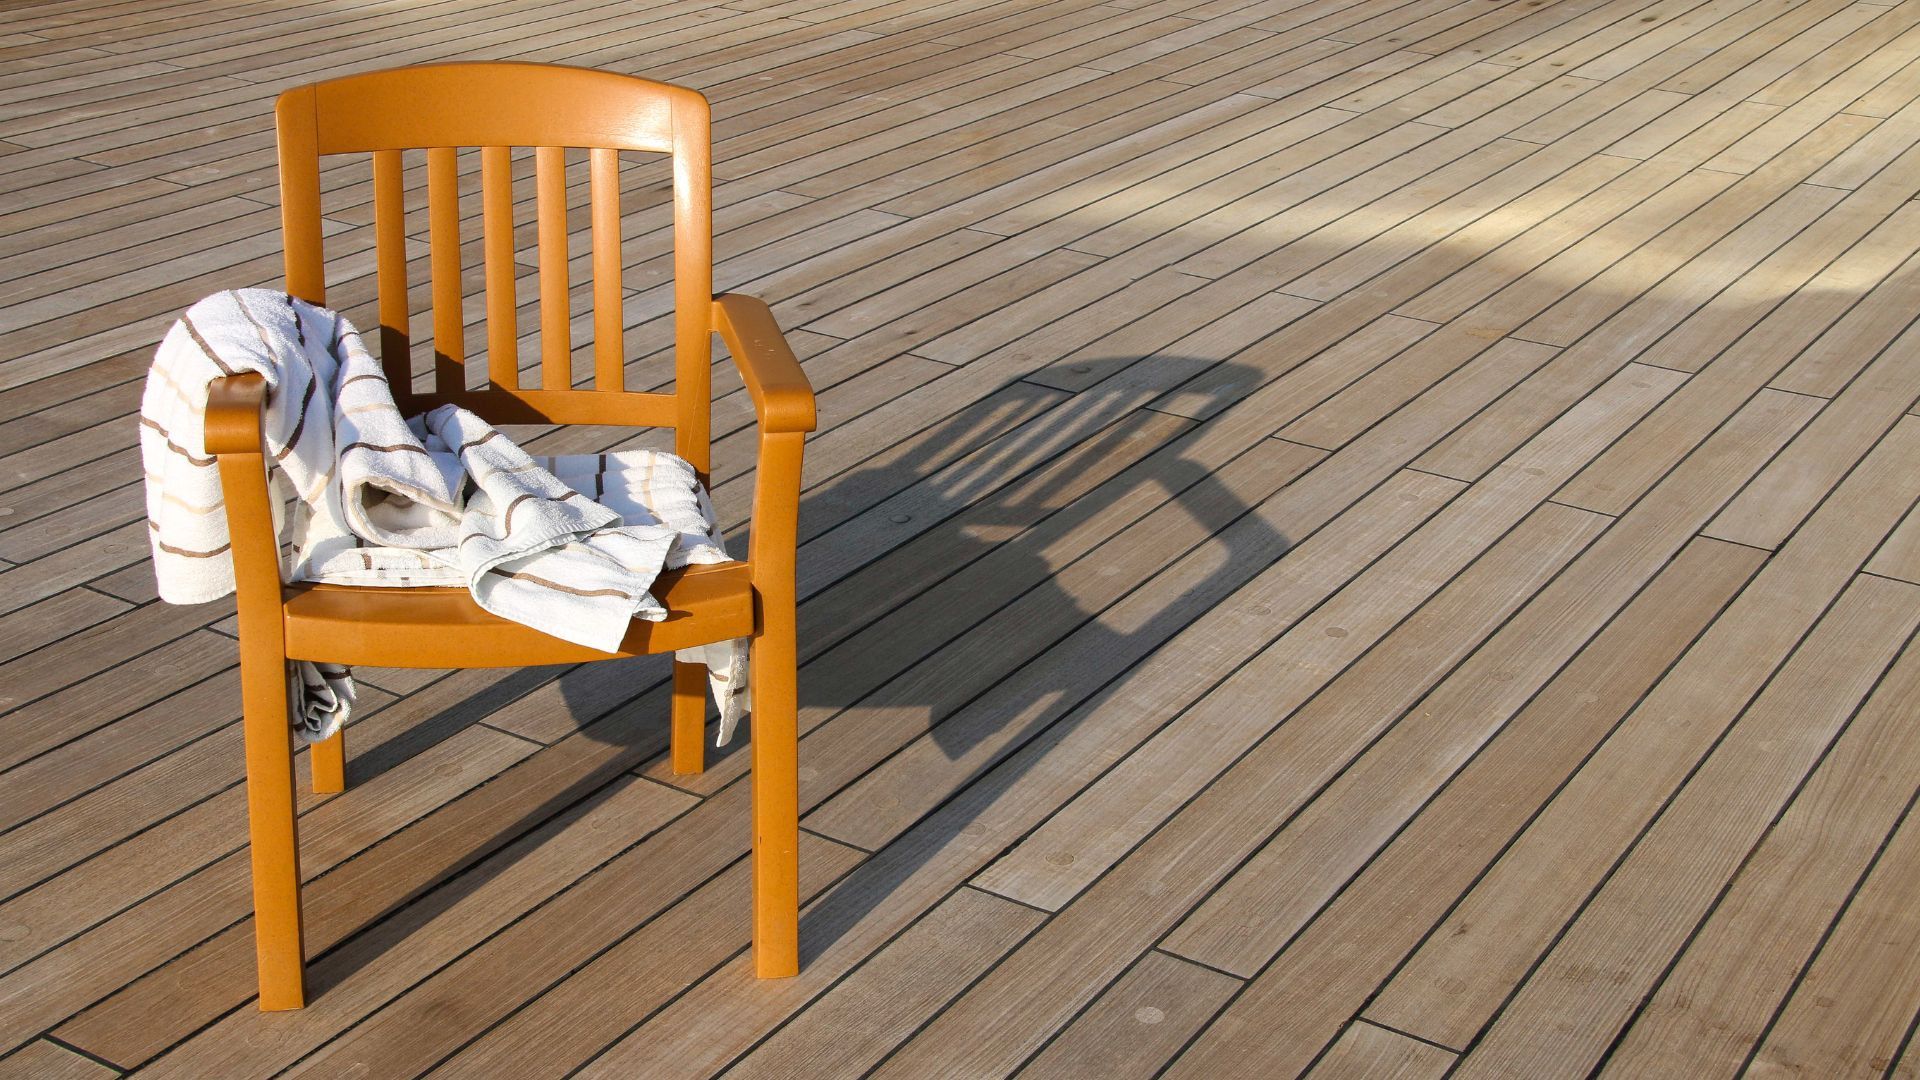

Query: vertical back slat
[[480, 145, 518, 389], [535, 145, 571, 389], [274, 86, 326, 306], [589, 147, 624, 391], [670, 92, 713, 479], [427, 146, 465, 392], [371, 148, 411, 391]]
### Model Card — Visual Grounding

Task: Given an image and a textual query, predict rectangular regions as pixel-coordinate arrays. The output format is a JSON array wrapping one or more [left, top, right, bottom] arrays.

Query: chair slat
[[671, 92, 713, 479], [275, 86, 326, 306], [427, 146, 464, 393], [371, 149, 410, 390], [480, 145, 518, 389], [535, 145, 570, 389], [590, 147, 624, 391]]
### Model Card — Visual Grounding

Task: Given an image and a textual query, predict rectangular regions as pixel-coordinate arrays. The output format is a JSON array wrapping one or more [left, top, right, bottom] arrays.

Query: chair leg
[[243, 659, 307, 1010], [311, 726, 345, 794], [671, 661, 707, 775], [750, 619, 800, 978]]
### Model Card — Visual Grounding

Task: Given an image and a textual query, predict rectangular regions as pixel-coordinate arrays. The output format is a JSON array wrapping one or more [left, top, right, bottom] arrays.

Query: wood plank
[[975, 360, 1686, 912], [0, 629, 234, 774], [1448, 573, 1920, 1078], [0, 596, 219, 712], [1157, 534, 1763, 1077], [1363, 415, 1920, 1053], [1412, 166, 1904, 482], [283, 832, 865, 1080], [717, 887, 1045, 1080], [1142, 308, 1434, 421], [134, 777, 697, 1078], [861, 503, 1609, 1078], [0, 1040, 113, 1080], [1, 720, 533, 1056], [800, 437, 1327, 850], [1768, 240, 1920, 397], [0, 588, 127, 666], [1015, 950, 1241, 1080], [795, 338, 1546, 854], [1555, 180, 1920, 518], [1869, 503, 1920, 585], [1512, 115, 1876, 348], [1398, 160, 1738, 332], [1706, 312, 1920, 549], [1275, 324, 1527, 450], [564, 470, 1465, 1080], [1631, 186, 1920, 377], [1306, 1023, 1456, 1080], [1744, 779, 1920, 1078], [0, 682, 394, 898], [1602, 621, 1920, 1077], [1160, 377, 1804, 981]]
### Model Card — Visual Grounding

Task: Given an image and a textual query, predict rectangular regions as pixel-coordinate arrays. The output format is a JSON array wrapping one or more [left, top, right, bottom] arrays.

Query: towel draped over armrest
[[140, 288, 749, 745]]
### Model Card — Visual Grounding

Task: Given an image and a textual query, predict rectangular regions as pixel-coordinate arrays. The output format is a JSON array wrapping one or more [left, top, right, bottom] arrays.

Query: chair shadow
[[774, 355, 1294, 963], [307, 353, 1291, 1001]]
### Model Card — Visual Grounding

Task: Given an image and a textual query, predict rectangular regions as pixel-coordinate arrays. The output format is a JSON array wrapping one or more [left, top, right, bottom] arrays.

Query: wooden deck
[[5, 0, 1920, 1074]]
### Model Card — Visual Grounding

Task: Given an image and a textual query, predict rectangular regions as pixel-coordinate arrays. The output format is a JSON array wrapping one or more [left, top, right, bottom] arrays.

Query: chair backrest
[[274, 62, 714, 475]]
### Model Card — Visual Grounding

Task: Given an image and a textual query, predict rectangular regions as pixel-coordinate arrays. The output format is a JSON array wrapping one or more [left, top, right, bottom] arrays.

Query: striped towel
[[141, 289, 748, 744]]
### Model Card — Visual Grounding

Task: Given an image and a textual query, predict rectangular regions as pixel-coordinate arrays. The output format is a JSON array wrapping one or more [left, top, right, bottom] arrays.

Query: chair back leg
[[242, 652, 308, 1010], [312, 727, 346, 794], [671, 660, 708, 775]]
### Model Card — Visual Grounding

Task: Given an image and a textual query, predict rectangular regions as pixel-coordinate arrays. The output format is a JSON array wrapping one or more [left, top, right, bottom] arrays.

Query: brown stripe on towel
[[496, 569, 633, 600], [149, 485, 226, 515], [153, 536, 233, 559], [455, 429, 509, 454], [341, 441, 435, 456], [273, 372, 318, 462], [233, 290, 279, 355], [498, 492, 539, 535], [180, 314, 238, 376], [139, 417, 215, 466], [458, 489, 570, 544]]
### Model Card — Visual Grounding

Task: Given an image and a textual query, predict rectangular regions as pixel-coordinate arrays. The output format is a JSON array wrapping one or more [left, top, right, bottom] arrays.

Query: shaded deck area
[[5, 0, 1920, 1074]]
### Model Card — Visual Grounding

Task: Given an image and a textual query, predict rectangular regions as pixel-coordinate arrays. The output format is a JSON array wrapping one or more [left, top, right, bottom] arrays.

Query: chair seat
[[282, 561, 755, 668]]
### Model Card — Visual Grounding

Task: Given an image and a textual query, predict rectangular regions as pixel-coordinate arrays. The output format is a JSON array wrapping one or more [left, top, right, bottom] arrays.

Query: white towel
[[141, 289, 749, 744]]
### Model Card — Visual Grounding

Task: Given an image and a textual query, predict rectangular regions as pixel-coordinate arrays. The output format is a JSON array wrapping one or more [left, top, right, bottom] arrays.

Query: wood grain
[[6, 0, 1920, 1074]]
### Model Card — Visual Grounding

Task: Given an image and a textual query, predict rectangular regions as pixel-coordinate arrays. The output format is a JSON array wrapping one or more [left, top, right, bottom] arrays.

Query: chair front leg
[[212, 424, 309, 1010], [750, 600, 800, 978], [242, 651, 307, 1010], [748, 428, 805, 979]]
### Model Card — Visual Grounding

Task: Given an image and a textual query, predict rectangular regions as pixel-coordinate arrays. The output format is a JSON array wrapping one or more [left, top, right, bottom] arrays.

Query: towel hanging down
[[140, 288, 749, 745]]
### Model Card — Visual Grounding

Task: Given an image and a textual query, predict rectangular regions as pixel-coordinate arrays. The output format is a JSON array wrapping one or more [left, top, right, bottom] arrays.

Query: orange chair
[[203, 62, 815, 1010]]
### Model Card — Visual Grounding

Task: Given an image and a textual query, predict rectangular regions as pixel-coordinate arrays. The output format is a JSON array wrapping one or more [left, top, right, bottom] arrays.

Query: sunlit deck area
[[6, 0, 1920, 1075]]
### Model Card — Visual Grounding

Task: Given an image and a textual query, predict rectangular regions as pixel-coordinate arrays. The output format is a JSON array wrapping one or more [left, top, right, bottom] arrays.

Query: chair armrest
[[205, 372, 269, 455], [712, 293, 817, 434], [713, 297, 812, 603], [204, 373, 288, 604]]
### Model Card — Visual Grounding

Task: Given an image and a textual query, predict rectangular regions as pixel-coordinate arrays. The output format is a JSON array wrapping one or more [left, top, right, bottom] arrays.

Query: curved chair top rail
[[286, 61, 705, 154]]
